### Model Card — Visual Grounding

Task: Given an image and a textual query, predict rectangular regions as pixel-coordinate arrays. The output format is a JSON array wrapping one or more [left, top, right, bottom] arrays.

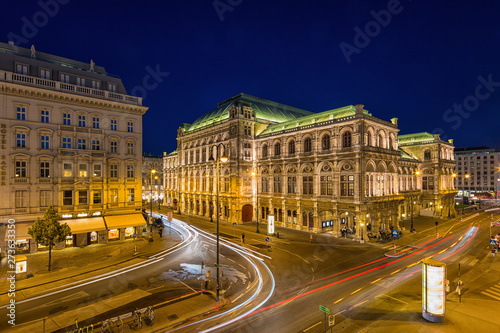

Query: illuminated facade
[[164, 94, 456, 237], [0, 42, 148, 252], [142, 154, 164, 204], [454, 146, 500, 198]]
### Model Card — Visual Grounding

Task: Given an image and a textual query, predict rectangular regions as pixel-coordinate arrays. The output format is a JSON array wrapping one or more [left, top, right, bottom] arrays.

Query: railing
[[3, 71, 142, 106], [13, 177, 28, 183], [38, 178, 52, 183]]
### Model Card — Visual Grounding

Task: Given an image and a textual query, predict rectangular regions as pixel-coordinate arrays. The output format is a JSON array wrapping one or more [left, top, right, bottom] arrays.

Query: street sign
[[393, 244, 396, 250], [392, 229, 398, 236], [490, 239, 497, 246], [435, 221, 439, 226], [266, 237, 269, 242], [329, 315, 335, 326], [319, 305, 330, 313], [233, 223, 236, 227]]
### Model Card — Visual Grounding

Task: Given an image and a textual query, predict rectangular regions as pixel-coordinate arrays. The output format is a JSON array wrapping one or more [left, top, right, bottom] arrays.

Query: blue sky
[[3, 0, 500, 154]]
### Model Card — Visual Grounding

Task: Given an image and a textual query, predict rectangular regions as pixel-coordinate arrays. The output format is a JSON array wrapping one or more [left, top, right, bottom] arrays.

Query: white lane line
[[376, 294, 408, 304], [227, 258, 236, 263], [313, 255, 324, 262], [469, 258, 479, 266], [180, 281, 196, 292], [481, 291, 500, 301], [303, 321, 322, 332]]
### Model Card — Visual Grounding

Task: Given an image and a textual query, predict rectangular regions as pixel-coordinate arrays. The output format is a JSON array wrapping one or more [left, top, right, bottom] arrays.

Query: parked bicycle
[[101, 319, 115, 333], [144, 306, 155, 326], [132, 308, 142, 331]]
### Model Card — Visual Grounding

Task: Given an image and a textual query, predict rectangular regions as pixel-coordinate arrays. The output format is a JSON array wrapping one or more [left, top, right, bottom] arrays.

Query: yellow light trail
[[370, 278, 382, 284], [351, 288, 362, 295], [334, 298, 344, 304]]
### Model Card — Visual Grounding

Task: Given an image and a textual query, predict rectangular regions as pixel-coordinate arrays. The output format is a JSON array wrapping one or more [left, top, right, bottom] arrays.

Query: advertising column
[[422, 259, 446, 323]]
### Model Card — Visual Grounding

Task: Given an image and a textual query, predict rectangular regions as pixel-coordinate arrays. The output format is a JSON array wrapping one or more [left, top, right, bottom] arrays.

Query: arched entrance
[[242, 204, 253, 222]]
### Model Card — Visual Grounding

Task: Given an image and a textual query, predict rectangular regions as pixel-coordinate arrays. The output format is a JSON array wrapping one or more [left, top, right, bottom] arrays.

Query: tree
[[28, 205, 71, 271]]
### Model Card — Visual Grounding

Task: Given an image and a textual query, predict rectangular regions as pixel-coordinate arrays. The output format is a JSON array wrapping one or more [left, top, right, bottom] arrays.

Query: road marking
[[334, 297, 344, 304], [179, 281, 196, 292], [351, 288, 362, 295], [469, 258, 479, 266], [481, 291, 500, 301], [376, 294, 408, 304], [227, 258, 236, 263], [303, 321, 322, 332], [313, 255, 324, 262]]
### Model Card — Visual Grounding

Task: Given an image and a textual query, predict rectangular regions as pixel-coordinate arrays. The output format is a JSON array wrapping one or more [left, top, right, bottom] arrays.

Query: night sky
[[2, 0, 500, 155]]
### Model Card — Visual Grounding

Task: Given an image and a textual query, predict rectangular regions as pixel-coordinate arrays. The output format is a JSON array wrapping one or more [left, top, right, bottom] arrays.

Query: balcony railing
[[1, 71, 142, 106]]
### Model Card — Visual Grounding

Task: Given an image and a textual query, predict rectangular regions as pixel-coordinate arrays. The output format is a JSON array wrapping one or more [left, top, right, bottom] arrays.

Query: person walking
[[241, 232, 245, 244], [159, 227, 163, 237]]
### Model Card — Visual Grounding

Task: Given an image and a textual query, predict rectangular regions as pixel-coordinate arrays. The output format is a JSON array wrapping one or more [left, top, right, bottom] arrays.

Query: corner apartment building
[[142, 154, 164, 204], [454, 146, 500, 198], [0, 42, 148, 253], [164, 93, 457, 238]]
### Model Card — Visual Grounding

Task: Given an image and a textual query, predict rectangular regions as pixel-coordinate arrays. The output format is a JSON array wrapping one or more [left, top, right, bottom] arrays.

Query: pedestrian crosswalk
[[481, 283, 500, 301], [448, 255, 479, 266]]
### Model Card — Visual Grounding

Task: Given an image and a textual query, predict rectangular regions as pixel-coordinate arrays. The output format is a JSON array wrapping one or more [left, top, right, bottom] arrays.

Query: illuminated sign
[[77, 213, 88, 217], [268, 215, 275, 234], [15, 255, 27, 274], [422, 259, 446, 323], [62, 214, 72, 218]]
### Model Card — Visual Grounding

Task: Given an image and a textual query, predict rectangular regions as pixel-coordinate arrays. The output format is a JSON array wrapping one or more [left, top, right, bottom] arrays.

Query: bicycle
[[101, 319, 115, 333], [144, 306, 155, 326], [132, 308, 142, 331]]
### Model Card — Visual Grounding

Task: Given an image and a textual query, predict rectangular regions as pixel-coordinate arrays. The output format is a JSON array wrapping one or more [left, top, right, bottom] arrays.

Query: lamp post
[[209, 143, 228, 302], [150, 169, 156, 239], [449, 173, 457, 218], [462, 174, 469, 216], [360, 222, 364, 241], [252, 170, 260, 233], [410, 170, 420, 232]]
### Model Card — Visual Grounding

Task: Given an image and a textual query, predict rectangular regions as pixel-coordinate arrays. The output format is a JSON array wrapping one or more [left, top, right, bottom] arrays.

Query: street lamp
[[449, 173, 457, 218], [410, 170, 420, 232], [208, 143, 228, 302], [149, 169, 157, 241], [252, 170, 259, 233], [462, 174, 469, 216], [360, 222, 364, 241]]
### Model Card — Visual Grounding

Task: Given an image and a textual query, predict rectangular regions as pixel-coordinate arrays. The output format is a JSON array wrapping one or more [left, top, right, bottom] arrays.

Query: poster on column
[[268, 215, 275, 235]]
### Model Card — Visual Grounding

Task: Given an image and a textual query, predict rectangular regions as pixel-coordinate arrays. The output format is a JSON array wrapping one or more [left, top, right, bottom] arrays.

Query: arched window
[[274, 142, 281, 156], [309, 212, 314, 226], [304, 137, 312, 152], [424, 150, 431, 160], [379, 134, 384, 148], [343, 131, 351, 148], [322, 134, 330, 150], [303, 212, 308, 226], [367, 131, 372, 146], [289, 140, 295, 154], [262, 144, 268, 157], [388, 136, 393, 150]]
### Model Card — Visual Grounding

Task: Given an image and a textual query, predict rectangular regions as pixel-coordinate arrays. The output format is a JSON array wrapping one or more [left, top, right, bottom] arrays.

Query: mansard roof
[[183, 93, 313, 133], [258, 105, 372, 136], [398, 132, 436, 145]]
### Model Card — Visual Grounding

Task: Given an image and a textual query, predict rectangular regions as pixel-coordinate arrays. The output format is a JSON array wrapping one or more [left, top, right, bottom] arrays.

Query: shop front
[[62, 217, 107, 246], [2, 223, 37, 254], [104, 214, 146, 241]]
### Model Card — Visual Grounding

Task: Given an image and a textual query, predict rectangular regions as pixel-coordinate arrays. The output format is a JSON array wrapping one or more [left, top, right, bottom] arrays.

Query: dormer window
[[16, 64, 28, 75]]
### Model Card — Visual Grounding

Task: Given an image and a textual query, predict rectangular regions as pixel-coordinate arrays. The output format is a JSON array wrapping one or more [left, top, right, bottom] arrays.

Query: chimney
[[390, 118, 398, 126], [354, 104, 364, 114]]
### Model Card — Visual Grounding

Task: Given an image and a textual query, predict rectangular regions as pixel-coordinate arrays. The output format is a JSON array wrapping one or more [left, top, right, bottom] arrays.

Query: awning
[[104, 214, 146, 229], [63, 217, 106, 234], [4, 223, 32, 241]]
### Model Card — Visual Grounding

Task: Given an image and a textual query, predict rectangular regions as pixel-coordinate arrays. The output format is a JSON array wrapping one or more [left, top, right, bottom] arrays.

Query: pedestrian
[[204, 270, 211, 290], [310, 233, 313, 243], [159, 227, 163, 237], [241, 232, 245, 244]]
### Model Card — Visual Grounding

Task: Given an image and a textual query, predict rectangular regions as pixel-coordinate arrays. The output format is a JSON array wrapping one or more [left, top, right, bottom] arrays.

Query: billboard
[[422, 259, 446, 323], [268, 215, 275, 234]]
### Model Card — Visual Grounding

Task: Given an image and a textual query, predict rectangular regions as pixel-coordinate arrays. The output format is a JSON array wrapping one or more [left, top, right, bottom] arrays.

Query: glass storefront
[[65, 235, 74, 247], [15, 240, 30, 254], [108, 229, 119, 240], [90, 231, 98, 244], [125, 227, 135, 238]]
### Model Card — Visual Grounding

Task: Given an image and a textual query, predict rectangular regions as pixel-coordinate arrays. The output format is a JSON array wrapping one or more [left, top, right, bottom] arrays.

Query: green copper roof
[[166, 149, 177, 156], [399, 148, 418, 160], [184, 93, 314, 133], [398, 132, 435, 145], [258, 105, 371, 136]]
